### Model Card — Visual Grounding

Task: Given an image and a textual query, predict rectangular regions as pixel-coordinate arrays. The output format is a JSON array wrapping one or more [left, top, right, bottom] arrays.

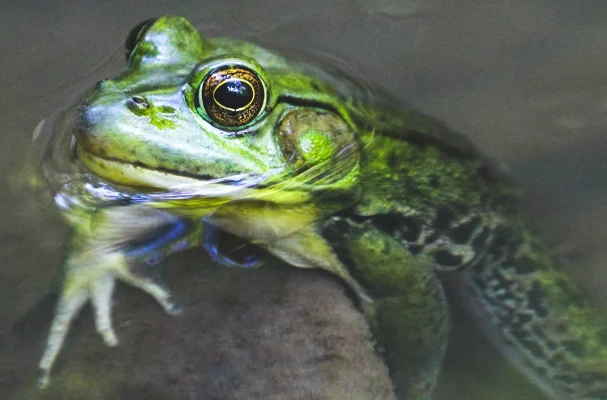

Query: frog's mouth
[[76, 144, 208, 189], [76, 143, 314, 206], [75, 142, 305, 205], [75, 142, 268, 192]]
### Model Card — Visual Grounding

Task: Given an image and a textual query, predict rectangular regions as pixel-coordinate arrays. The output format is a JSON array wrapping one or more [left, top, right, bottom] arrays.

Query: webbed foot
[[38, 251, 180, 388]]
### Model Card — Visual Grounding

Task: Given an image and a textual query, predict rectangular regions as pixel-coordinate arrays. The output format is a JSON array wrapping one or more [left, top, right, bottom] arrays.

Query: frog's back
[[353, 102, 607, 399]]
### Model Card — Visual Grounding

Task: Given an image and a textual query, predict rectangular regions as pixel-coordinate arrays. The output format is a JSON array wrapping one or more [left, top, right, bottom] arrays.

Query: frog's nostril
[[127, 96, 151, 115], [131, 96, 149, 107]]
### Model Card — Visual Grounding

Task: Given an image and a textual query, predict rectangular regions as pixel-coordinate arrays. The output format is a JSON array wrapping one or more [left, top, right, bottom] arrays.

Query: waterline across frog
[[36, 16, 606, 399]]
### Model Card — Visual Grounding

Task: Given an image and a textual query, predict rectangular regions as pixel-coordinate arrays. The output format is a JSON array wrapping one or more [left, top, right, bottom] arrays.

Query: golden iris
[[199, 66, 265, 127]]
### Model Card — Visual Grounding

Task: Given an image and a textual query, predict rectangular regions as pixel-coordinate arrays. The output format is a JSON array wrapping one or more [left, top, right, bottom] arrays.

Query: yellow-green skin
[[38, 16, 607, 399]]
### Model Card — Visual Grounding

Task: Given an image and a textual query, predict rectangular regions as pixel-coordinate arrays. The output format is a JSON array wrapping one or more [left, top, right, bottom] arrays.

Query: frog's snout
[[73, 102, 102, 141], [72, 96, 124, 157]]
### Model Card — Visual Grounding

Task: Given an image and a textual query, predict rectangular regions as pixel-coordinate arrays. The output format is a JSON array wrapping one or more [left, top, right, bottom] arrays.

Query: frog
[[36, 15, 607, 399]]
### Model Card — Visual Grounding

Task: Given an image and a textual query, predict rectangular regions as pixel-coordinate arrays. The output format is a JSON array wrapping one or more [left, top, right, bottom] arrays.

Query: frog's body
[[37, 16, 606, 399]]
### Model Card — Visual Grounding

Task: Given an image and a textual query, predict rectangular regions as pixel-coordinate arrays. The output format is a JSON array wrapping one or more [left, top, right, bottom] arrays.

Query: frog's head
[[74, 16, 365, 204]]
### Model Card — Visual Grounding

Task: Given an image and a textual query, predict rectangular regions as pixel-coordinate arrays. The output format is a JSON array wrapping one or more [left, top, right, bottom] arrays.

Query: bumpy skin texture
[[37, 16, 606, 399]]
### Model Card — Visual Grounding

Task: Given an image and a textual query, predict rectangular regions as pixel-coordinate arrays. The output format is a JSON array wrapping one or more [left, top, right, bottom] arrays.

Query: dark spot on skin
[[449, 216, 481, 244], [553, 322, 568, 334], [387, 150, 401, 170], [488, 226, 518, 254], [429, 176, 439, 187], [399, 216, 423, 242], [555, 373, 579, 386], [407, 244, 423, 255], [372, 214, 399, 237], [578, 371, 607, 385], [550, 351, 566, 364], [493, 285, 515, 302], [516, 312, 533, 326], [500, 309, 521, 329], [433, 250, 462, 267], [424, 231, 439, 244], [433, 207, 454, 230], [499, 308, 517, 327], [366, 214, 423, 243], [498, 274, 516, 291], [527, 281, 548, 318], [510, 326, 546, 359], [346, 214, 368, 224], [310, 82, 321, 91], [158, 105, 176, 114], [471, 227, 491, 253], [562, 340, 586, 358], [481, 292, 499, 307], [531, 325, 547, 340], [323, 218, 353, 239], [544, 339, 560, 352], [532, 365, 549, 379], [512, 255, 535, 274]]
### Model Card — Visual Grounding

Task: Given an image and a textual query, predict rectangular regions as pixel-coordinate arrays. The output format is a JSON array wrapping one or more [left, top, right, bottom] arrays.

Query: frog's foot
[[38, 252, 181, 389]]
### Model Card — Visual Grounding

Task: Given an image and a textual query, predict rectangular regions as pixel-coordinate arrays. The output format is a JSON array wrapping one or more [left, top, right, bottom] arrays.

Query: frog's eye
[[124, 18, 156, 62], [197, 66, 266, 127]]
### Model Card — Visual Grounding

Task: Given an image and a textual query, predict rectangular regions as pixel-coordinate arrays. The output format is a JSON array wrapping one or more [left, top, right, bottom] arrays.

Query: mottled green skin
[[39, 16, 607, 400]]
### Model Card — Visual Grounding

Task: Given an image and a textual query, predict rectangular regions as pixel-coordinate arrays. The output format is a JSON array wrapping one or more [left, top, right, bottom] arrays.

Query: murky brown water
[[1, 1, 605, 399]]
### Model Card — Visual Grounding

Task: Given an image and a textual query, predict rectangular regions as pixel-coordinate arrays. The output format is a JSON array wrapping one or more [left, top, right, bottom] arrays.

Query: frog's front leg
[[266, 221, 450, 400], [39, 205, 201, 388]]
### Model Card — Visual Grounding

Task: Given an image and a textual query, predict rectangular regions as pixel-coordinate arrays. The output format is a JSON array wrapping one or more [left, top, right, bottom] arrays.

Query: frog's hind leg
[[332, 222, 450, 400], [267, 222, 450, 400], [456, 226, 607, 399]]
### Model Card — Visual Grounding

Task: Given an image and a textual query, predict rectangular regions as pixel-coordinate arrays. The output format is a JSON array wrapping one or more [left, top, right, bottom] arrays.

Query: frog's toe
[[39, 253, 125, 388], [90, 274, 119, 346], [39, 245, 186, 388], [116, 268, 183, 316], [38, 288, 89, 388]]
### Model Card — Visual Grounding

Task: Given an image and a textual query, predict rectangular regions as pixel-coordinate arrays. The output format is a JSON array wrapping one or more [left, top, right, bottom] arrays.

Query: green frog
[[37, 16, 607, 399]]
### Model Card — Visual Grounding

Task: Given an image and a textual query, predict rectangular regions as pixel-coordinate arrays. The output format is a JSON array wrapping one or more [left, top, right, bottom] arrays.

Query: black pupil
[[214, 79, 254, 110]]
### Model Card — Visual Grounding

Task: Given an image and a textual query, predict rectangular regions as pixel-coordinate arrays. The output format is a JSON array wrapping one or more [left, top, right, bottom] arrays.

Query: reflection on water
[[1, 1, 606, 399]]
